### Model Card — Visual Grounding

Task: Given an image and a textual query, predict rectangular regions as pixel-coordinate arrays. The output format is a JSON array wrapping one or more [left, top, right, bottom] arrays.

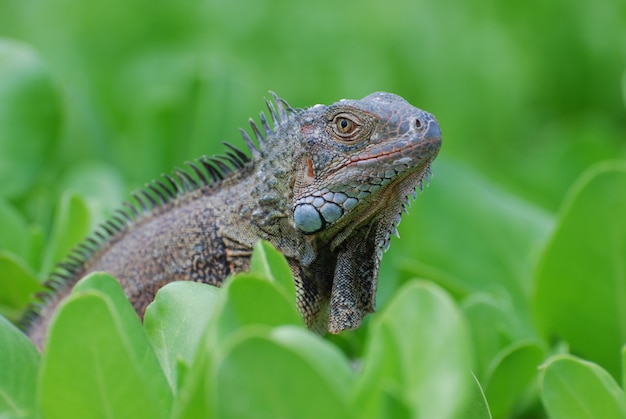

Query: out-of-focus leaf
[[0, 39, 60, 198], [173, 265, 304, 418], [0, 199, 29, 259], [466, 373, 493, 419], [213, 274, 303, 341], [40, 192, 90, 277], [484, 341, 545, 419], [270, 326, 356, 397], [214, 328, 351, 418], [389, 158, 553, 308], [461, 293, 517, 379], [356, 280, 472, 419], [539, 354, 626, 419], [40, 273, 173, 418], [0, 315, 40, 419], [534, 162, 626, 378], [57, 160, 126, 224], [0, 252, 42, 321], [144, 281, 220, 390], [249, 240, 296, 304]]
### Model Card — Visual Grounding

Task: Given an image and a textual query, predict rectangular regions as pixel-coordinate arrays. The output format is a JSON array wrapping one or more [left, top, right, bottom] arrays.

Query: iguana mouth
[[348, 117, 441, 169]]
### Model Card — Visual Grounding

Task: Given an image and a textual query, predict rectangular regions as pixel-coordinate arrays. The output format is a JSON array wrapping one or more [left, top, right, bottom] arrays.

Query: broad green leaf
[[249, 240, 296, 303], [353, 322, 404, 419], [143, 281, 220, 390], [535, 162, 626, 378], [0, 252, 42, 321], [170, 346, 213, 419], [0, 199, 29, 259], [483, 341, 545, 419], [214, 328, 351, 418], [24, 225, 45, 274], [374, 384, 412, 419], [173, 273, 304, 418], [461, 293, 517, 379], [40, 192, 91, 277], [40, 273, 173, 418], [466, 373, 493, 419], [0, 39, 60, 198], [356, 280, 472, 419], [213, 273, 303, 341], [0, 315, 40, 419], [270, 326, 356, 397], [539, 354, 626, 419]]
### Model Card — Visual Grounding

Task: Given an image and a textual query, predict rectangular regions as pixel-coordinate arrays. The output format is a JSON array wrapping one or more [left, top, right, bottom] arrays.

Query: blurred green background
[[1, 0, 624, 214], [0, 0, 625, 417]]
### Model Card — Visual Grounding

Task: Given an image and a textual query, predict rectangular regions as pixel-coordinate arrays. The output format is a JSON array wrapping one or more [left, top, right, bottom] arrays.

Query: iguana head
[[291, 92, 442, 333], [293, 92, 441, 235]]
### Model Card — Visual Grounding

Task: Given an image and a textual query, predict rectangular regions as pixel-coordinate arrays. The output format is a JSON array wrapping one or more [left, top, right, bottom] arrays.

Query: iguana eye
[[331, 113, 361, 139], [337, 117, 354, 133]]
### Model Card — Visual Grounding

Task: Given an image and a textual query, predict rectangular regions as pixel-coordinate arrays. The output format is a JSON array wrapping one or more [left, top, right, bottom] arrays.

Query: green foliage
[[0, 316, 40, 419], [0, 249, 480, 418], [355, 281, 473, 418], [0, 0, 624, 417], [0, 251, 41, 321], [40, 273, 173, 418], [535, 162, 626, 379], [539, 355, 626, 419], [0, 39, 60, 199]]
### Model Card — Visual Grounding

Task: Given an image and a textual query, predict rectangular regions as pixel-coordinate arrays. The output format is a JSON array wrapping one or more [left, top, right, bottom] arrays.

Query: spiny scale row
[[20, 93, 295, 331]]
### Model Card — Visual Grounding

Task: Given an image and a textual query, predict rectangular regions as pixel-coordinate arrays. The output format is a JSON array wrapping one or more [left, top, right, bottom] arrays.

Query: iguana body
[[24, 92, 441, 349]]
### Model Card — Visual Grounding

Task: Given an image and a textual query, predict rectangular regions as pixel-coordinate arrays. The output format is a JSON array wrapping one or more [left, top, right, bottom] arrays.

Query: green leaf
[[483, 341, 545, 419], [249, 240, 296, 303], [539, 354, 626, 419], [40, 273, 173, 419], [466, 373, 493, 419], [214, 328, 351, 418], [0, 39, 60, 198], [270, 326, 356, 398], [173, 328, 355, 419], [0, 252, 42, 321], [356, 280, 472, 419], [40, 192, 91, 276], [213, 273, 303, 341], [0, 199, 29, 259], [143, 281, 220, 390], [173, 272, 305, 418], [535, 162, 626, 378], [0, 315, 40, 419], [461, 293, 517, 379]]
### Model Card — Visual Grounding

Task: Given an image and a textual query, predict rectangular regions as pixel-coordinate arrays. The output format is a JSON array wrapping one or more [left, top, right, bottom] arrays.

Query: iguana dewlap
[[23, 92, 442, 349]]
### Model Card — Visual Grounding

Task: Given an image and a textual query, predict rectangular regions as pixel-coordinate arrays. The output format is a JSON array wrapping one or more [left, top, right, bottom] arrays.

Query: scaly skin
[[23, 92, 441, 348]]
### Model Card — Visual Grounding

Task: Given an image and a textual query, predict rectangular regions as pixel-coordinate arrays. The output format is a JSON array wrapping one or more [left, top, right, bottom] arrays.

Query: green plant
[[1, 243, 475, 418], [1, 0, 625, 417]]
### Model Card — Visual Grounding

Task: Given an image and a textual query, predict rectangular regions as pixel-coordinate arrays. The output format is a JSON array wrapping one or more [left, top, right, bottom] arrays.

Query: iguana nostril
[[425, 119, 442, 140], [415, 118, 422, 129]]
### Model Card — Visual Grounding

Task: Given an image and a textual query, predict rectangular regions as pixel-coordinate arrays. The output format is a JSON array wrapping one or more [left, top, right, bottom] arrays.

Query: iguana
[[22, 92, 442, 349]]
